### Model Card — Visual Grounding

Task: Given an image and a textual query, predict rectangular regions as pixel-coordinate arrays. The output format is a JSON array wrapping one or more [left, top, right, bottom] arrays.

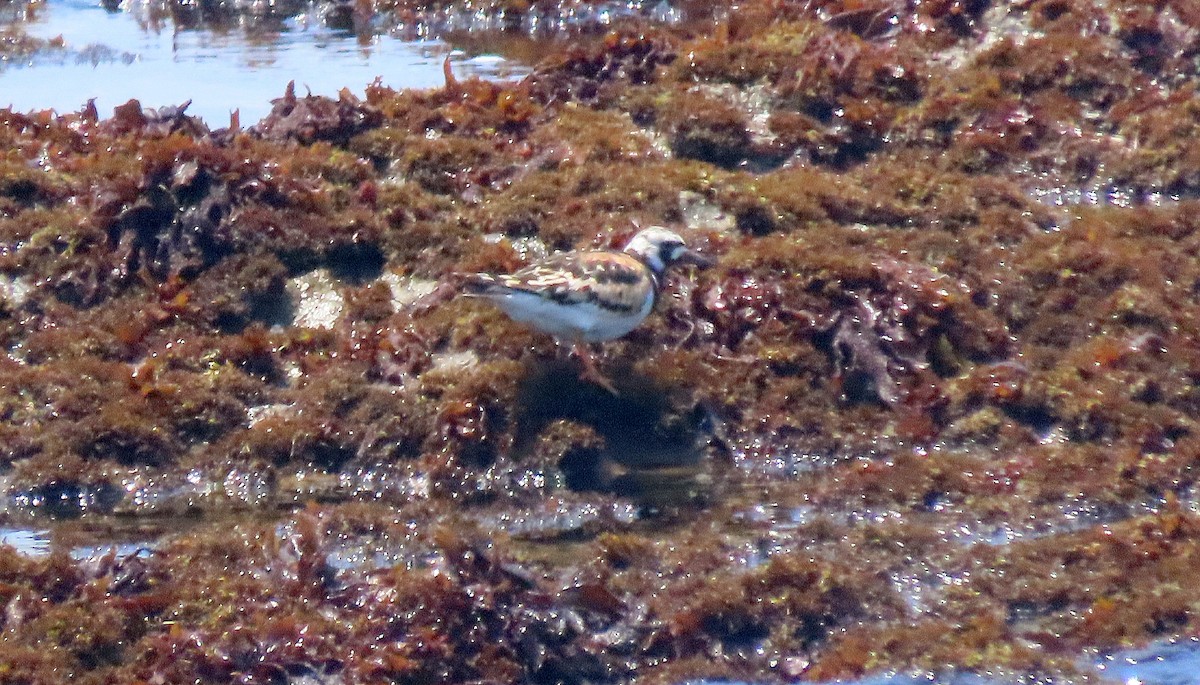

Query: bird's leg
[[571, 342, 618, 394]]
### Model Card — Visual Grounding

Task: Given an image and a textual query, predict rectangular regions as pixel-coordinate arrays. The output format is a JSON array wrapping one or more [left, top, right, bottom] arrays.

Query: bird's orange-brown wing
[[466, 252, 652, 314]]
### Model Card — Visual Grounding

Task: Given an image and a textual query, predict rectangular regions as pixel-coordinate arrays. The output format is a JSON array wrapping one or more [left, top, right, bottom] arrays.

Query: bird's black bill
[[677, 247, 716, 268]]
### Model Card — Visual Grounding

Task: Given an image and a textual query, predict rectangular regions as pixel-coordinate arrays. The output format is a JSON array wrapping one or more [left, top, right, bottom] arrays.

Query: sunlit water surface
[[0, 0, 529, 124], [690, 642, 1200, 685]]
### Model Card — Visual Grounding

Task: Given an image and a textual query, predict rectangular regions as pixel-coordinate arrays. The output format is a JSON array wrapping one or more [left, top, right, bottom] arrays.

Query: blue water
[[1093, 638, 1200, 685], [685, 676, 1049, 685], [0, 526, 153, 560], [685, 640, 1200, 685], [0, 0, 528, 124], [0, 526, 50, 556]]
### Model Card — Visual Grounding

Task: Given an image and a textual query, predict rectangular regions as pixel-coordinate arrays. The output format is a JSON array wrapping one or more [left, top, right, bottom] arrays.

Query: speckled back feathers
[[462, 226, 710, 344]]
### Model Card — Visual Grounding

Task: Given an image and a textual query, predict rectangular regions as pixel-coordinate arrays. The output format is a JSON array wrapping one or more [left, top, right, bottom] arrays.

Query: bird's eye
[[666, 243, 686, 261]]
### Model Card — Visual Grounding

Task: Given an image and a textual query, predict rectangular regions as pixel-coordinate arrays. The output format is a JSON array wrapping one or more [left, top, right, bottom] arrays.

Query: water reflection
[[1094, 637, 1200, 685], [0, 0, 529, 124], [0, 526, 50, 556], [681, 637, 1200, 684], [0, 525, 153, 560]]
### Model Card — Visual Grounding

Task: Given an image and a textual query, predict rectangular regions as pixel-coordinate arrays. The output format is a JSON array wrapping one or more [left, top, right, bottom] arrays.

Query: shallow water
[[1, 519, 166, 559], [0, 0, 529, 124], [688, 640, 1200, 685], [1093, 638, 1200, 685], [0, 526, 50, 556]]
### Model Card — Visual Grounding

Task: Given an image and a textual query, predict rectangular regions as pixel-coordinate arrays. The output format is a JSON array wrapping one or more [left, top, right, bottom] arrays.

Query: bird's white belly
[[495, 290, 654, 343]]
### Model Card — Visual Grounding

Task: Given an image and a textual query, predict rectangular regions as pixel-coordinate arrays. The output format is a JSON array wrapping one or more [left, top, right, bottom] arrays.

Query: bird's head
[[623, 226, 714, 276]]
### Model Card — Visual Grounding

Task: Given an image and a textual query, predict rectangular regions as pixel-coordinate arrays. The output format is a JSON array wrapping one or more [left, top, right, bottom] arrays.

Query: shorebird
[[463, 226, 713, 391]]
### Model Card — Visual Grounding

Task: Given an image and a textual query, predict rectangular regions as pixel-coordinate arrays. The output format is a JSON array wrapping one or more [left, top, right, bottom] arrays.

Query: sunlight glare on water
[[0, 527, 50, 557], [0, 0, 528, 124], [1094, 638, 1200, 685], [688, 643, 1200, 685]]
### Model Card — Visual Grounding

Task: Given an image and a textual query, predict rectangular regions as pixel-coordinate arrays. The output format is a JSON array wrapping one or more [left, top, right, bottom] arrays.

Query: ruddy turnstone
[[463, 226, 713, 391]]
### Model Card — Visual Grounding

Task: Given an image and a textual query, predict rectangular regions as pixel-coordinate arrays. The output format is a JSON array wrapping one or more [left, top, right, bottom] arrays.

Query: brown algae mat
[[4, 0, 1200, 682]]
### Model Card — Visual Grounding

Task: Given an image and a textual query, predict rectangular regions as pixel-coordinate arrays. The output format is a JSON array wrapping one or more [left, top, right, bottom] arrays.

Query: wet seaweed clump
[[256, 81, 385, 145], [7, 0, 1200, 682]]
